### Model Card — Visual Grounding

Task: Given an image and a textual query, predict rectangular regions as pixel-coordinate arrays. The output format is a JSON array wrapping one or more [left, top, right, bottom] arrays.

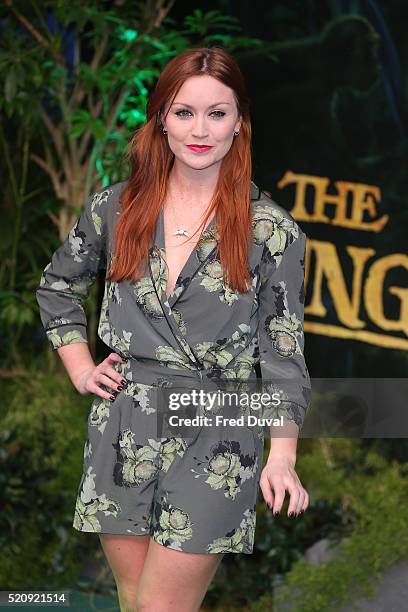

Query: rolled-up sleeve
[[257, 228, 312, 432], [35, 187, 111, 350]]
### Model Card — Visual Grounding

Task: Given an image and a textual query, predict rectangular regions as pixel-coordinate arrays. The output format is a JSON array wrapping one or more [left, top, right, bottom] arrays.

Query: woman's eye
[[175, 110, 226, 119]]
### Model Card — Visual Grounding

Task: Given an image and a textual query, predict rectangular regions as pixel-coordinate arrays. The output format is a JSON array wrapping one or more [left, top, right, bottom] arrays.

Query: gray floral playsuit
[[35, 179, 311, 555]]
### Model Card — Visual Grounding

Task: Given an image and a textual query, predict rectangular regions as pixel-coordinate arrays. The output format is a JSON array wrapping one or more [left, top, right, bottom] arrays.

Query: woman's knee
[[116, 579, 138, 612], [134, 547, 224, 612]]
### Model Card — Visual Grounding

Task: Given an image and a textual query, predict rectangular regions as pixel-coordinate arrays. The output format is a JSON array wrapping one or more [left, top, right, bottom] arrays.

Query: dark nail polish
[[117, 385, 124, 391], [273, 510, 280, 516], [110, 394, 116, 400], [288, 511, 294, 517], [121, 378, 127, 385]]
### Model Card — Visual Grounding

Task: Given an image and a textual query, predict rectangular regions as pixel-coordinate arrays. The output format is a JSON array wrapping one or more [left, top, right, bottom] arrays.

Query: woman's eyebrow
[[172, 102, 231, 108]]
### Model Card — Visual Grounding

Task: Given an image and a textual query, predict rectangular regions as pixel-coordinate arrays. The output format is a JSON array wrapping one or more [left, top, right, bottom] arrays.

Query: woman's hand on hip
[[74, 352, 127, 399]]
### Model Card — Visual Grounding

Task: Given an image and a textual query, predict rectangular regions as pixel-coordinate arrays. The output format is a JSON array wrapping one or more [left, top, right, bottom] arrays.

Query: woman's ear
[[156, 111, 163, 127], [160, 105, 168, 125]]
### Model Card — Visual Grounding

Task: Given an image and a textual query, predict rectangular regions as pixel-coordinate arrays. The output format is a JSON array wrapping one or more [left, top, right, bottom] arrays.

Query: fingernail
[[120, 378, 127, 385], [110, 394, 116, 400], [273, 510, 279, 516], [117, 385, 124, 391], [288, 511, 294, 517]]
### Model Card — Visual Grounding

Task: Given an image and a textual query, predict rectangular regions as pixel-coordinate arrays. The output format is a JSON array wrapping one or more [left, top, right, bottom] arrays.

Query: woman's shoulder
[[93, 179, 129, 207], [250, 180, 298, 225], [89, 179, 129, 226], [250, 180, 304, 241]]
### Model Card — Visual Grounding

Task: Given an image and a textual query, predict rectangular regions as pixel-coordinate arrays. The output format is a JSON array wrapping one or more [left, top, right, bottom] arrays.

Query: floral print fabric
[[35, 179, 311, 554]]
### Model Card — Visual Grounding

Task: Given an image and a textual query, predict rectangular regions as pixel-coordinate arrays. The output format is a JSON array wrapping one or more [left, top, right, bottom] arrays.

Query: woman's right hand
[[74, 352, 128, 399]]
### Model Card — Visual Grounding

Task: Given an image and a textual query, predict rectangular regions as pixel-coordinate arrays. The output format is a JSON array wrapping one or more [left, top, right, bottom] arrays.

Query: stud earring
[[162, 127, 167, 134], [234, 131, 240, 136]]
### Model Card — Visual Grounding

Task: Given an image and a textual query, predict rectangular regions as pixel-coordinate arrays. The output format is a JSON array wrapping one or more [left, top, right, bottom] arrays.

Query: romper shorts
[[73, 357, 265, 555]]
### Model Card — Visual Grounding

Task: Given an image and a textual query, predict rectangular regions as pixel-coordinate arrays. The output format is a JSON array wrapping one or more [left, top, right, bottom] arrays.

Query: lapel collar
[[148, 179, 260, 312], [147, 206, 207, 368], [149, 205, 218, 310]]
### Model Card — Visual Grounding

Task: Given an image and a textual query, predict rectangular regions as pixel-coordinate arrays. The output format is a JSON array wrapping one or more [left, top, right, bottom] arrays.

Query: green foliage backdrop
[[1, 1, 407, 611]]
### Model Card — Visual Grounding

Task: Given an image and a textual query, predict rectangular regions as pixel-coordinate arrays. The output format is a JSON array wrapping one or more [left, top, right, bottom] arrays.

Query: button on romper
[[35, 179, 312, 554]]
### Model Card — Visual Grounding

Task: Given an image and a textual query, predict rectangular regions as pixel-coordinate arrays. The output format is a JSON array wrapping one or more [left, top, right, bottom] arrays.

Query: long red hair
[[107, 46, 253, 293]]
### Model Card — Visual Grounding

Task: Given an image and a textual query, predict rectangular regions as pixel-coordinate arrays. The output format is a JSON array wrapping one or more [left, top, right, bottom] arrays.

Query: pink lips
[[186, 145, 213, 153]]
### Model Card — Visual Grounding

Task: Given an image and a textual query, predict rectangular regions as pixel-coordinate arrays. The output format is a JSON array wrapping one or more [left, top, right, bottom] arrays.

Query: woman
[[36, 46, 311, 612]]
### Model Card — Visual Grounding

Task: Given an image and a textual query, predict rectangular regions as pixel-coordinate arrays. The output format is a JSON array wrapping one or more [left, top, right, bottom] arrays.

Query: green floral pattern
[[206, 506, 256, 553], [74, 466, 121, 532], [131, 248, 167, 319], [264, 280, 304, 358], [113, 429, 160, 487], [36, 179, 311, 554], [152, 492, 194, 550], [191, 439, 259, 500], [252, 205, 299, 265]]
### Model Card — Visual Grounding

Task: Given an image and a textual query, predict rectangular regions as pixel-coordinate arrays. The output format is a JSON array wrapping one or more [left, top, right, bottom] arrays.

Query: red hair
[[107, 46, 253, 293]]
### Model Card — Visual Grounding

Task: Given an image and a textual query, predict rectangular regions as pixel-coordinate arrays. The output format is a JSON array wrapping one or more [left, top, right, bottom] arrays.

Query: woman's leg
[[99, 534, 150, 611], [135, 539, 224, 612]]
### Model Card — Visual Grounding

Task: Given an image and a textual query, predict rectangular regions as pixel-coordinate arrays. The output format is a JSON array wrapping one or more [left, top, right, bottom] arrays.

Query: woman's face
[[161, 75, 242, 171]]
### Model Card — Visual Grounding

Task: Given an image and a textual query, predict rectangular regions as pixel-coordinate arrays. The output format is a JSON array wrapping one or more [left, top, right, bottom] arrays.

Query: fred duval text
[[168, 414, 285, 428]]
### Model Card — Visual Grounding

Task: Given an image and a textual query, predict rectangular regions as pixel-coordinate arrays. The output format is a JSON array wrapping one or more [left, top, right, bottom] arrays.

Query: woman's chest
[[162, 211, 216, 299]]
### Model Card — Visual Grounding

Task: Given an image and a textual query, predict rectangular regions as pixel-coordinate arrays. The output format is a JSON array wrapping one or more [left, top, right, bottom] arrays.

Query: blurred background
[[1, 1, 407, 610]]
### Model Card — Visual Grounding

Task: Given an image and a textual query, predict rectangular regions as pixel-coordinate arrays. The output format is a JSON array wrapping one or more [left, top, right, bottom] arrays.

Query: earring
[[162, 127, 167, 134], [234, 131, 240, 136]]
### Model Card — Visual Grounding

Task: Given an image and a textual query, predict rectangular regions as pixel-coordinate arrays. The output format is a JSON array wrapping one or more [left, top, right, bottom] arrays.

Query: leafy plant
[[0, 368, 95, 588], [249, 439, 408, 611], [0, 1, 262, 368]]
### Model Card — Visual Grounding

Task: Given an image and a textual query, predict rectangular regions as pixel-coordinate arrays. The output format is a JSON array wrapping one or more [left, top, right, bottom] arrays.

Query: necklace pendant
[[172, 228, 190, 238]]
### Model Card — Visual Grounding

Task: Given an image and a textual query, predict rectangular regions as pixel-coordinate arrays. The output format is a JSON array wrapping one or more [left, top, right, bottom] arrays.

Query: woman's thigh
[[99, 533, 150, 591], [136, 539, 224, 611]]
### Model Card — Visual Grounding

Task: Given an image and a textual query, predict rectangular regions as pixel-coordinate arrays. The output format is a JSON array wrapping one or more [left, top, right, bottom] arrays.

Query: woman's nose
[[191, 117, 209, 137]]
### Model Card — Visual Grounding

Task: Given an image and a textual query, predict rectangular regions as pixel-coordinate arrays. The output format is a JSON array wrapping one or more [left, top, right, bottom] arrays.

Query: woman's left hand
[[259, 455, 309, 517]]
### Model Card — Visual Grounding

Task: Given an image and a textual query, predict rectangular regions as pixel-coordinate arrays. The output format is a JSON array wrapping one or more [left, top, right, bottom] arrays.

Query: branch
[[153, 0, 176, 30], [0, 368, 32, 379], [108, 89, 129, 132], [78, 98, 104, 162], [29, 151, 65, 201], [67, 34, 110, 114], [142, 0, 176, 34], [38, 106, 74, 190], [39, 107, 64, 157], [5, 0, 66, 65], [46, 210, 60, 228]]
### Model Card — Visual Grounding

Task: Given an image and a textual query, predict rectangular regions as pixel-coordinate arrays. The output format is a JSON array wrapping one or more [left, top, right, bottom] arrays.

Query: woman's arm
[[56, 342, 124, 398], [35, 187, 110, 351], [257, 224, 311, 515], [35, 187, 126, 399], [56, 342, 96, 392], [257, 227, 312, 459]]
